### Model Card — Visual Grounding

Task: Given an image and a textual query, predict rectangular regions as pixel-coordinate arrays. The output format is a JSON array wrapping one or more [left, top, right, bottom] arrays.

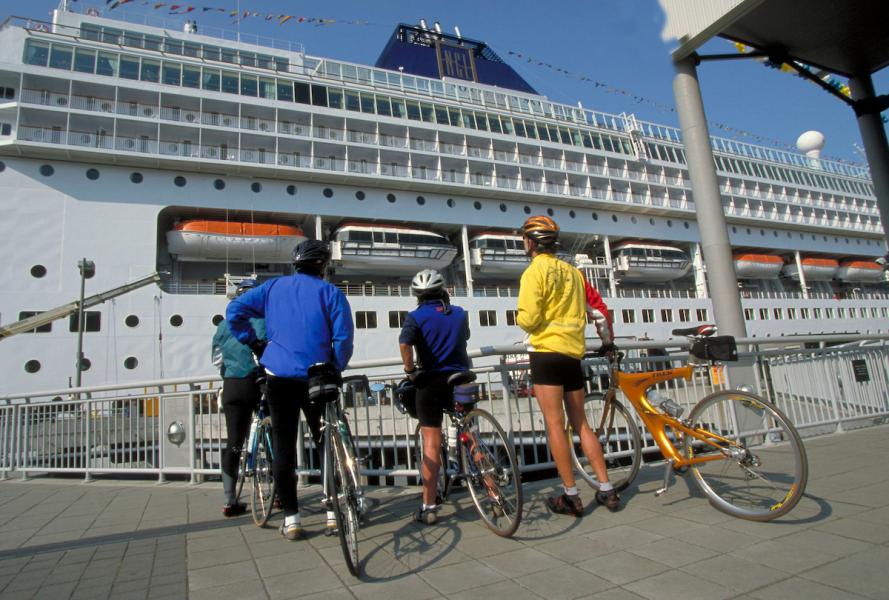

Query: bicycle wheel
[[569, 395, 642, 492], [413, 422, 449, 502], [684, 390, 808, 521], [461, 408, 523, 537], [251, 418, 275, 527], [327, 424, 360, 577]]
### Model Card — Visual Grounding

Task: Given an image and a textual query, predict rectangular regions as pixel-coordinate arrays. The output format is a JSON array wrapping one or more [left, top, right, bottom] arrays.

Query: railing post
[[83, 399, 93, 483], [19, 402, 30, 481], [497, 360, 520, 469], [157, 387, 166, 484], [189, 387, 199, 485]]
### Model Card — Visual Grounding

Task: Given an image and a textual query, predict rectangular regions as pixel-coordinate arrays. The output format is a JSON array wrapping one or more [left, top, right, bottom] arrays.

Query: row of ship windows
[[21, 303, 887, 336], [714, 154, 872, 196]]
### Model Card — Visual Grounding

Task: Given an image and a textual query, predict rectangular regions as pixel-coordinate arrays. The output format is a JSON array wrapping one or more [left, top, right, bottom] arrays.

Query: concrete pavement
[[1, 425, 888, 599]]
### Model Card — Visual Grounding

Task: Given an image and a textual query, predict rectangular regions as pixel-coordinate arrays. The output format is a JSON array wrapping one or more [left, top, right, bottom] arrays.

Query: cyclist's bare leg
[[420, 425, 442, 506], [534, 383, 576, 488], [564, 388, 610, 484]]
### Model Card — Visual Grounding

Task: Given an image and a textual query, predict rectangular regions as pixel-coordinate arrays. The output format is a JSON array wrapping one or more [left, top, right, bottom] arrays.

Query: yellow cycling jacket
[[517, 253, 587, 359]]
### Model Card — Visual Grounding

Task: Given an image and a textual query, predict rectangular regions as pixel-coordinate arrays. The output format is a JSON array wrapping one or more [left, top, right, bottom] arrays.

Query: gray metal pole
[[672, 56, 747, 340], [75, 258, 87, 388], [849, 73, 889, 250]]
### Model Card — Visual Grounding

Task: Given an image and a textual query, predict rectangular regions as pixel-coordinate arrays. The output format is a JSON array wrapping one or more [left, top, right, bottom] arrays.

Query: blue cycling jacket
[[226, 274, 354, 379], [399, 300, 470, 373]]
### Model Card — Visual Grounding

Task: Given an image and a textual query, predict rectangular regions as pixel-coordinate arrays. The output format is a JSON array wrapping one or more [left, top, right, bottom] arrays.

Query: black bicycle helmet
[[292, 240, 331, 268], [235, 278, 257, 297], [394, 378, 418, 418]]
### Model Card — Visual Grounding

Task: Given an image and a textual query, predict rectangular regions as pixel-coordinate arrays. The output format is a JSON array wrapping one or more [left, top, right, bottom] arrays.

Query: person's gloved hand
[[250, 339, 268, 360], [596, 342, 617, 357]]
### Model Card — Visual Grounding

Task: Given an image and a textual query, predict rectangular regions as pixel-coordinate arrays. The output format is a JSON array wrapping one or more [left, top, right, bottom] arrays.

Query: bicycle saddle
[[447, 371, 476, 386], [672, 324, 717, 338]]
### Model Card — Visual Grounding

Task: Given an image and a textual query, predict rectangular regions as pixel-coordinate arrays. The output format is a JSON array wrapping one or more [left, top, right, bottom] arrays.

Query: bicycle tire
[[461, 408, 523, 537], [684, 390, 808, 521], [569, 395, 642, 492], [251, 418, 275, 527], [413, 422, 449, 502], [327, 422, 361, 576]]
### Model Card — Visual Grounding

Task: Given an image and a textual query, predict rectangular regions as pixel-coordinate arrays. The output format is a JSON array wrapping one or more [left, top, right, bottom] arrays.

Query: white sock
[[422, 503, 438, 511], [564, 486, 579, 496], [326, 510, 336, 522], [284, 513, 301, 527], [599, 482, 614, 492]]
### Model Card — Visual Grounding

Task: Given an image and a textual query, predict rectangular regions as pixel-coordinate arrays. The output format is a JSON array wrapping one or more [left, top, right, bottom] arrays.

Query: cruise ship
[[0, 4, 887, 394]]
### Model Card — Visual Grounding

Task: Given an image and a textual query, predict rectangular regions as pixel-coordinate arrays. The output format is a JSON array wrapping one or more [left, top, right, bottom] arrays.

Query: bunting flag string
[[103, 0, 368, 26]]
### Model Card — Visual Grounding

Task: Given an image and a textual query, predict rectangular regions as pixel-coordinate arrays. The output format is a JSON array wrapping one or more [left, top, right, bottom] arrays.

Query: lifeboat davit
[[611, 241, 691, 282], [455, 233, 530, 279], [166, 220, 306, 262], [781, 257, 839, 281], [835, 259, 884, 282], [330, 223, 456, 277], [733, 253, 783, 279]]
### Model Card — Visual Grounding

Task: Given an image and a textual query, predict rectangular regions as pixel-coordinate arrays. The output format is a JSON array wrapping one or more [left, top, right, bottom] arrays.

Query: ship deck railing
[[1, 334, 886, 482]]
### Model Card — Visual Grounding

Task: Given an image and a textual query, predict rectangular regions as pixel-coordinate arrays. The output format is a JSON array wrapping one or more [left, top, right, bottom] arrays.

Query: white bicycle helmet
[[410, 269, 445, 296]]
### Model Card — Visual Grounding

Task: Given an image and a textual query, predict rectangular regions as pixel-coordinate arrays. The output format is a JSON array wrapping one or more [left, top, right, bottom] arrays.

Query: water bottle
[[647, 389, 684, 418]]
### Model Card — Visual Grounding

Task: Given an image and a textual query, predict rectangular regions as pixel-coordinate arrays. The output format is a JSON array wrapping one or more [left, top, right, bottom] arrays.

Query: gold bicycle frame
[[610, 364, 742, 468]]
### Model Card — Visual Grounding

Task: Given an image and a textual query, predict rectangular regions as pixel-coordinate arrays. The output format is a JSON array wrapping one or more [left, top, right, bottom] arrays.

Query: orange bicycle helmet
[[521, 215, 559, 245]]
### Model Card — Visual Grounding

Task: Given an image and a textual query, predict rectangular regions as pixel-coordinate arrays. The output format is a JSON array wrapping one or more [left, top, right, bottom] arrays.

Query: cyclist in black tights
[[212, 279, 265, 517]]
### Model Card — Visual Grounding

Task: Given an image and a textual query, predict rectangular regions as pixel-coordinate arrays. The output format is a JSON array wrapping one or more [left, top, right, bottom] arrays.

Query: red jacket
[[584, 278, 613, 345]]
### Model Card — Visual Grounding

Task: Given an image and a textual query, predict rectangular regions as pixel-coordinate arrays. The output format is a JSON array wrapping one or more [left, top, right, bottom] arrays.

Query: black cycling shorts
[[529, 352, 585, 392], [415, 371, 452, 428]]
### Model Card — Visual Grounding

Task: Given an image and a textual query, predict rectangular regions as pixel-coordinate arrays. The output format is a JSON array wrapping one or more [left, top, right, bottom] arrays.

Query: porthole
[[323, 188, 333, 198], [760, 229, 765, 236], [39, 164, 54, 177], [25, 360, 40, 373], [174, 175, 186, 187], [523, 206, 531, 214], [86, 168, 100, 180], [800, 233, 805, 239], [649, 218, 655, 226], [592, 213, 599, 221], [546, 208, 554, 216], [732, 226, 737, 233], [30, 265, 47, 278], [667, 220, 673, 227], [212, 314, 224, 326], [473, 201, 482, 210], [499, 203, 507, 212], [447, 198, 455, 208], [823, 236, 828, 242], [386, 193, 396, 203], [569, 210, 576, 219], [845, 238, 849, 243], [684, 222, 690, 229], [130, 172, 143, 184], [833, 237, 838, 242], [170, 314, 183, 327], [631, 216, 637, 224], [123, 357, 138, 370], [125, 315, 139, 328], [80, 358, 91, 371], [787, 232, 792, 238], [856, 239, 860, 244], [417, 196, 426, 206], [213, 179, 225, 190], [746, 228, 752, 234], [286, 185, 297, 196], [0, 161, 5, 172], [355, 190, 365, 200], [612, 215, 618, 223], [773, 231, 778, 237], [251, 182, 262, 193]]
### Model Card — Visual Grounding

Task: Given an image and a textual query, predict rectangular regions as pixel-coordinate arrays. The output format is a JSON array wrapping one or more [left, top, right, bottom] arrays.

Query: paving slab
[[0, 425, 887, 599]]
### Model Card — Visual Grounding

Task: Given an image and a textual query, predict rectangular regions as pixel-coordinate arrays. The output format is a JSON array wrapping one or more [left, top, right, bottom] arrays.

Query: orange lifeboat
[[166, 220, 306, 262], [733, 253, 783, 279], [835, 259, 883, 282], [780, 257, 840, 281]]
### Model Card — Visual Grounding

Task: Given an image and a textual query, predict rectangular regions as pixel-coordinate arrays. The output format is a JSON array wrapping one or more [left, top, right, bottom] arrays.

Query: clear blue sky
[[17, 0, 889, 162]]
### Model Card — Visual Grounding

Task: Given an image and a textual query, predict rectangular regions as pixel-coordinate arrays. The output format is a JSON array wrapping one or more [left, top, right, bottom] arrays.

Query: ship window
[[30, 265, 47, 278], [49, 44, 73, 70], [25, 360, 41, 374], [24, 40, 49, 67], [678, 309, 691, 322], [502, 310, 517, 327], [214, 179, 225, 190], [144, 34, 162, 51], [446, 107, 460, 127], [97, 52, 118, 77], [757, 308, 768, 320], [80, 357, 92, 371], [744, 308, 754, 321], [696, 309, 708, 321], [174, 176, 186, 187], [311, 85, 328, 107], [325, 88, 342, 109], [125, 315, 139, 327], [294, 82, 310, 104], [447, 198, 455, 208], [120, 55, 140, 80], [376, 97, 392, 116], [251, 182, 262, 193], [81, 24, 101, 41], [101, 27, 122, 44], [345, 90, 360, 111], [130, 172, 143, 184], [240, 74, 259, 97], [286, 185, 297, 196], [162, 63, 181, 86], [39, 164, 54, 177], [124, 357, 138, 370], [661, 309, 673, 323], [388, 311, 408, 328], [275, 81, 293, 102], [346, 230, 372, 242], [478, 310, 498, 327], [354, 190, 365, 200], [69, 311, 101, 332], [406, 101, 422, 121], [799, 308, 809, 320], [386, 193, 396, 203], [361, 93, 375, 114], [787, 308, 797, 320], [825, 307, 834, 319], [18, 312, 51, 333], [323, 188, 333, 198], [642, 309, 655, 323], [169, 314, 184, 327], [500, 203, 507, 213], [86, 169, 100, 180], [355, 311, 377, 329], [74, 48, 96, 74], [474, 201, 482, 210], [184, 42, 200, 57], [484, 239, 506, 250], [239, 51, 257, 67], [221, 71, 239, 94], [611, 215, 618, 223], [772, 308, 783, 320], [489, 115, 502, 134], [621, 309, 636, 324]]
